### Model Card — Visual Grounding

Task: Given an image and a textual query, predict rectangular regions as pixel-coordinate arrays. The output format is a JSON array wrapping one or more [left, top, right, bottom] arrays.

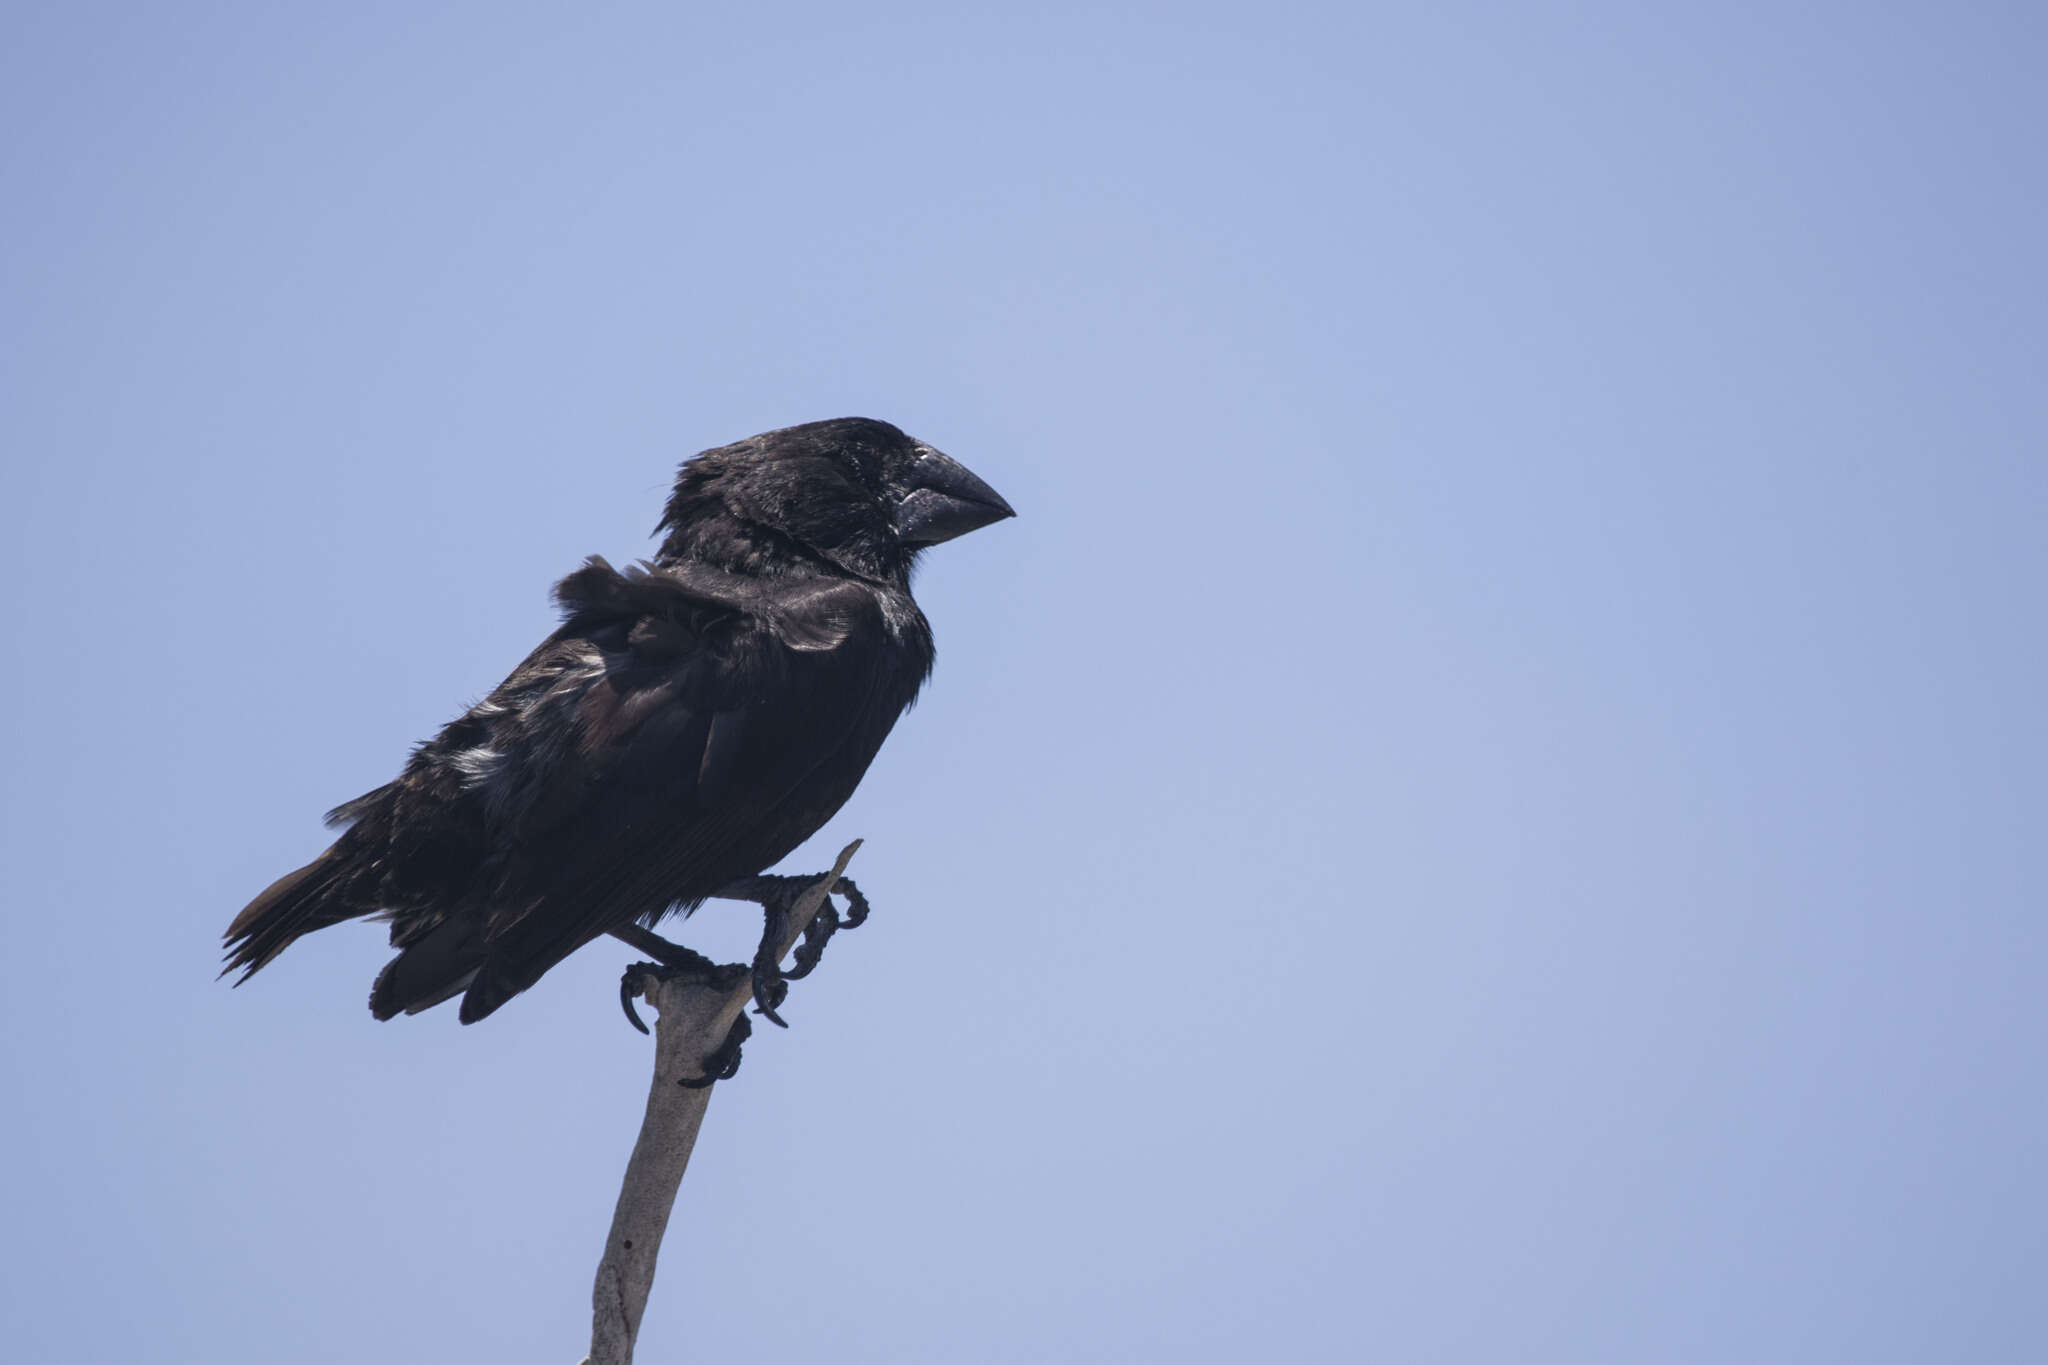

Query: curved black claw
[[679, 1012, 752, 1089], [620, 962, 658, 1034], [751, 946, 791, 1028], [835, 876, 871, 930]]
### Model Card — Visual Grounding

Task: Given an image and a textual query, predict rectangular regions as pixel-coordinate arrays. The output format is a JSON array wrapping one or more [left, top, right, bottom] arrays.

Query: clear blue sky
[[4, 3, 2043, 1361]]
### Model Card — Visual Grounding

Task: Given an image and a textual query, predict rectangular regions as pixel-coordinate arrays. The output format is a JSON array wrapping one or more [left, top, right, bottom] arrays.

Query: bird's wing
[[384, 557, 895, 1020]]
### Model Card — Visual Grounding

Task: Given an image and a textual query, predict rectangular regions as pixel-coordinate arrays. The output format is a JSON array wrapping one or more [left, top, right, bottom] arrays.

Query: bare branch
[[583, 839, 863, 1365]]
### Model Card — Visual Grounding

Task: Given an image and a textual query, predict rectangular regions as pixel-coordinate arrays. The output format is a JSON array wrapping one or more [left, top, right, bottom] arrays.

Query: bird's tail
[[221, 848, 360, 982], [368, 915, 487, 1021]]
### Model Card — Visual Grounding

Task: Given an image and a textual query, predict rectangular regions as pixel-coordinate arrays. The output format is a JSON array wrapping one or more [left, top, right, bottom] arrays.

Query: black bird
[[223, 417, 1012, 1026]]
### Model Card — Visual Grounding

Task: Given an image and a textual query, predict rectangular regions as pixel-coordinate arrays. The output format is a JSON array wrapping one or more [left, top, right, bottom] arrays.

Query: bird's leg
[[610, 922, 719, 973], [711, 874, 873, 1028]]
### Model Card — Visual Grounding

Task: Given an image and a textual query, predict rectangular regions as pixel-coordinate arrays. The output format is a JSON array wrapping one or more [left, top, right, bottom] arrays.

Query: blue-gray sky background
[[4, 4, 2043, 1360]]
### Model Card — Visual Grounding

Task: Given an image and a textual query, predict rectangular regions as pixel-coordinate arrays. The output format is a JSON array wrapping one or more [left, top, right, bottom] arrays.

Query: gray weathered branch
[[582, 839, 863, 1365]]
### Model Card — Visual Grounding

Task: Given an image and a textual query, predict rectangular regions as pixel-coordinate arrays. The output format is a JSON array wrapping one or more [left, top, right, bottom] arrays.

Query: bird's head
[[656, 417, 1015, 581]]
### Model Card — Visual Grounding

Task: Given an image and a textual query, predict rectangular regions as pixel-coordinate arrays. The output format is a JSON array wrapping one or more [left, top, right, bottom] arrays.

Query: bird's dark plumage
[[223, 417, 1012, 1023]]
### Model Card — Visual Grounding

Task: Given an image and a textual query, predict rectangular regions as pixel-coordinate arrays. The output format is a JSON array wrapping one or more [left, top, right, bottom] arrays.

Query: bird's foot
[[617, 953, 731, 1035], [833, 875, 871, 931], [611, 922, 717, 973], [611, 923, 728, 1032], [717, 874, 873, 1028], [677, 1011, 752, 1089]]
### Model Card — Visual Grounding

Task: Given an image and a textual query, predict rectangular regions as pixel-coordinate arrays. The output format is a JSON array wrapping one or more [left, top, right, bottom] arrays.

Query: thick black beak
[[896, 448, 1016, 546]]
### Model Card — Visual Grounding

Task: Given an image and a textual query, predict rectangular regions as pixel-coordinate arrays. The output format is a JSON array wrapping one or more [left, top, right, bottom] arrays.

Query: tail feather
[[368, 915, 487, 1021], [221, 849, 358, 981], [456, 908, 605, 1025]]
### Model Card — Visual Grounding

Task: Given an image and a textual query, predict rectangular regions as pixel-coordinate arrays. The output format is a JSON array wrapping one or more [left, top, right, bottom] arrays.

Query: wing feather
[[428, 564, 894, 1021]]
